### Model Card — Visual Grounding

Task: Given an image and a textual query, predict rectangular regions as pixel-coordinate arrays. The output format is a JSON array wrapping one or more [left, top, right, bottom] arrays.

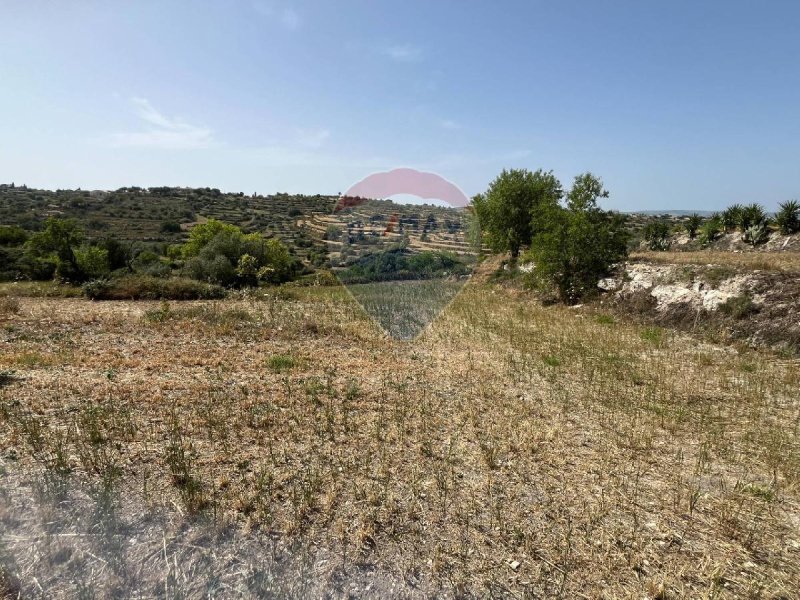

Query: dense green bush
[[22, 218, 88, 282], [160, 220, 182, 233], [721, 205, 742, 233], [472, 169, 563, 260], [684, 214, 703, 239], [698, 214, 723, 245], [739, 203, 768, 232], [339, 248, 469, 284], [775, 200, 800, 235], [83, 275, 226, 300], [0, 225, 28, 246], [526, 173, 629, 303], [642, 221, 672, 251], [180, 219, 297, 286]]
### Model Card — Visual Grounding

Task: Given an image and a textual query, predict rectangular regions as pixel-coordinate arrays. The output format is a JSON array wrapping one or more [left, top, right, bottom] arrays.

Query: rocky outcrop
[[606, 261, 800, 354], [606, 263, 758, 312]]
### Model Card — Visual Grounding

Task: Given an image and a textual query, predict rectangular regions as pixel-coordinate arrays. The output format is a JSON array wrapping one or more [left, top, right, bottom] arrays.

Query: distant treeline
[[337, 248, 470, 285]]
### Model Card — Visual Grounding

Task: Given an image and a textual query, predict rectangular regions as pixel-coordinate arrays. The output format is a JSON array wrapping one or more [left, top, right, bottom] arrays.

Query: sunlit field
[[1, 282, 799, 597]]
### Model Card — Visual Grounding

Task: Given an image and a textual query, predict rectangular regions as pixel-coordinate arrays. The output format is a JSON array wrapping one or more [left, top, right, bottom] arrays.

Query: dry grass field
[[631, 251, 800, 274], [1, 281, 799, 598]]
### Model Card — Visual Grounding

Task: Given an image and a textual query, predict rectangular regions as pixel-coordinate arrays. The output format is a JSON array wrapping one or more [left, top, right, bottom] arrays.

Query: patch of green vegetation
[[542, 354, 561, 367], [703, 266, 736, 289], [338, 247, 469, 284], [736, 481, 775, 502], [85, 276, 226, 301], [594, 314, 616, 326], [640, 327, 665, 345], [720, 295, 758, 319], [267, 354, 296, 373]]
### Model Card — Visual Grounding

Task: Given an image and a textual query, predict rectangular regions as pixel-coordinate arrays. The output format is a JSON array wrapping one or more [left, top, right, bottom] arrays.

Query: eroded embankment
[[606, 261, 800, 354]]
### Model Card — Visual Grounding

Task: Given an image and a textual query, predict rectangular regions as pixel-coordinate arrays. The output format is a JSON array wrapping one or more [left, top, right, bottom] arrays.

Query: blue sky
[[1, 0, 798, 211]]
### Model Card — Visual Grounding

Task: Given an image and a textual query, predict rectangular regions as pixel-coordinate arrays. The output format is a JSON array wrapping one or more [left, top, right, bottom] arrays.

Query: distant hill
[[628, 210, 717, 217], [0, 184, 474, 264]]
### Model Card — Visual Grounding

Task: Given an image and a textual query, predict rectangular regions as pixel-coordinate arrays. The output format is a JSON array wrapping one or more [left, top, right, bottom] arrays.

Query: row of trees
[[0, 217, 298, 287], [472, 169, 629, 303]]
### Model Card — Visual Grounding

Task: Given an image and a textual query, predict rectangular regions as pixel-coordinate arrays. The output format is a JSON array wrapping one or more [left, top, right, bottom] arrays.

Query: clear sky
[[1, 0, 798, 211]]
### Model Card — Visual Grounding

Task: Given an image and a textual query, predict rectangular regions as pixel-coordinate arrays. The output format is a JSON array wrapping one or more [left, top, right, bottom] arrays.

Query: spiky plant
[[775, 200, 800, 235], [684, 213, 703, 239], [642, 221, 671, 251], [721, 204, 742, 233], [739, 203, 768, 232], [698, 214, 723, 245]]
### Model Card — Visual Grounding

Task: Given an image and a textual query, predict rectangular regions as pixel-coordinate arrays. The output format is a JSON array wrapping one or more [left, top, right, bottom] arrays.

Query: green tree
[[472, 169, 563, 261], [0, 225, 28, 246], [73, 245, 110, 279], [23, 217, 85, 281], [526, 173, 629, 304], [180, 219, 296, 286], [181, 219, 242, 258]]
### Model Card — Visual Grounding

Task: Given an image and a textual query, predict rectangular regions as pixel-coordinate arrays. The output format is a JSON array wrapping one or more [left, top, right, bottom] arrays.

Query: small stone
[[508, 560, 520, 571]]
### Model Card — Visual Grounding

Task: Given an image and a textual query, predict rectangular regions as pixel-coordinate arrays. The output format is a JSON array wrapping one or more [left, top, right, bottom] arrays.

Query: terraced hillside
[[0, 185, 477, 267], [0, 184, 334, 251], [303, 197, 476, 266]]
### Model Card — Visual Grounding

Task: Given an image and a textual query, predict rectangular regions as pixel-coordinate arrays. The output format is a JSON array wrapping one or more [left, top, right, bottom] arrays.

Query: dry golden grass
[[632, 250, 800, 273], [1, 284, 799, 597]]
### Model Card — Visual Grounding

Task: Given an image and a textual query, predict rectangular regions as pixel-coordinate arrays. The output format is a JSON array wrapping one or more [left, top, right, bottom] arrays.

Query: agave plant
[[698, 214, 722, 245], [684, 213, 703, 239], [775, 200, 800, 235], [643, 221, 671, 251], [739, 203, 768, 232], [743, 223, 769, 246], [721, 204, 742, 233]]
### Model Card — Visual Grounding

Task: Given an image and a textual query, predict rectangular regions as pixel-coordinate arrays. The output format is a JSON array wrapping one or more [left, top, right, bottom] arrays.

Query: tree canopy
[[526, 173, 629, 303], [471, 169, 562, 260]]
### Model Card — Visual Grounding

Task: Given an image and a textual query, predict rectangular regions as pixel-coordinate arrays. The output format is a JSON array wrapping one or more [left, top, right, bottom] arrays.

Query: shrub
[[720, 294, 758, 319], [160, 220, 182, 233], [739, 203, 768, 232], [0, 225, 28, 246], [73, 245, 110, 279], [83, 275, 226, 300], [0, 297, 20, 315], [180, 219, 297, 286], [23, 217, 85, 282], [642, 221, 672, 251], [775, 200, 800, 235], [699, 215, 723, 245], [743, 223, 769, 246], [721, 204, 742, 233], [684, 214, 703, 239]]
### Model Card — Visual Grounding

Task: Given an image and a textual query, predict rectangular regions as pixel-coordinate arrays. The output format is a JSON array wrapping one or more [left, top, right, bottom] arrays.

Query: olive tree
[[472, 169, 562, 261]]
